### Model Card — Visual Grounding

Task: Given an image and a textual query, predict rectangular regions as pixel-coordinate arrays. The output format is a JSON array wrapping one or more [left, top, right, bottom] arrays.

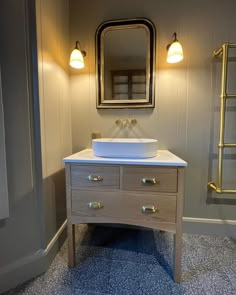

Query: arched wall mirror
[[96, 18, 156, 109]]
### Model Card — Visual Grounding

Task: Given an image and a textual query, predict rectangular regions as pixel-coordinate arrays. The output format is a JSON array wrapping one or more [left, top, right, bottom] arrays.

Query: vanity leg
[[67, 222, 76, 267], [173, 167, 184, 283], [173, 230, 182, 283]]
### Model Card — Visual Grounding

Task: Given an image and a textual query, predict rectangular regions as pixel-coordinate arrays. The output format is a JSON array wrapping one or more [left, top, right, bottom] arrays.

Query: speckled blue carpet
[[5, 225, 236, 295]]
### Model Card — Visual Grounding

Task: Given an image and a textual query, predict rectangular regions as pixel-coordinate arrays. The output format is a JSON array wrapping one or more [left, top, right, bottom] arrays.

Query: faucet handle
[[115, 119, 122, 126], [129, 118, 137, 126], [115, 118, 137, 128]]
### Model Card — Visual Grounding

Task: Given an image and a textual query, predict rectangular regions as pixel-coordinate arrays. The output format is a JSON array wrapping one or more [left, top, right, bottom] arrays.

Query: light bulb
[[69, 48, 85, 69], [167, 41, 184, 63]]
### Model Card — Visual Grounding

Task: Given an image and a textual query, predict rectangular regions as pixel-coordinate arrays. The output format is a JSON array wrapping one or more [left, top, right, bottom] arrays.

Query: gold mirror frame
[[95, 18, 156, 109]]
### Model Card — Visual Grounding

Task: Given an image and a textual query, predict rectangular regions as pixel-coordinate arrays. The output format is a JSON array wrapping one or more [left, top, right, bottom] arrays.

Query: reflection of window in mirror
[[111, 70, 146, 100]]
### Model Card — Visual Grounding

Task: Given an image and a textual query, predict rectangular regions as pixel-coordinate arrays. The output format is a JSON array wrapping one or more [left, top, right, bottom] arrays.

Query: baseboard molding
[[183, 217, 236, 237], [0, 220, 67, 294]]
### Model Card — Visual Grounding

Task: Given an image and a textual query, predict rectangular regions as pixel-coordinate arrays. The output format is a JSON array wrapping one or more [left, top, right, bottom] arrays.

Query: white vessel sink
[[92, 138, 158, 158]]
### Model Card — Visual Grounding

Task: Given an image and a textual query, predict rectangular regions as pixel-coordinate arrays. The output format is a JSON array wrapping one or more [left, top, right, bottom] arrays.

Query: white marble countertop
[[63, 149, 187, 167]]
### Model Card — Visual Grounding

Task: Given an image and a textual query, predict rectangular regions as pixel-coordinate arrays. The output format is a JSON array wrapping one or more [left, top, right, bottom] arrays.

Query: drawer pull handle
[[141, 204, 159, 214], [88, 175, 103, 182], [141, 178, 158, 185], [88, 201, 104, 209]]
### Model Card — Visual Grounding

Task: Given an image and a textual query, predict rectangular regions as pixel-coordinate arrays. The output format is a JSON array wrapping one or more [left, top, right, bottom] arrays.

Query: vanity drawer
[[122, 166, 177, 193], [70, 165, 120, 189], [71, 190, 176, 223]]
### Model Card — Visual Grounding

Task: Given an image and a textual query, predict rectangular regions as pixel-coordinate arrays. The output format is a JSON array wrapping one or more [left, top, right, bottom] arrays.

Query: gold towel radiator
[[208, 42, 236, 194]]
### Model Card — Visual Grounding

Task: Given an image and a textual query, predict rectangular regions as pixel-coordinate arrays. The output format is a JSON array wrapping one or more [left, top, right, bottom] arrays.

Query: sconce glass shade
[[69, 48, 85, 69], [167, 41, 184, 63]]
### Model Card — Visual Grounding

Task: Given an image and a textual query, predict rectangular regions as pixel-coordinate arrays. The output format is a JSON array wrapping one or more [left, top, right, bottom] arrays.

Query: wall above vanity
[[70, 0, 236, 223]]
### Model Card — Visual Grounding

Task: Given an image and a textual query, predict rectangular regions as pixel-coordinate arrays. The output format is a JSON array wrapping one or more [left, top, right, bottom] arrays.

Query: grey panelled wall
[[0, 0, 43, 292], [0, 69, 9, 220], [0, 0, 69, 292], [69, 0, 236, 225], [36, 0, 71, 245]]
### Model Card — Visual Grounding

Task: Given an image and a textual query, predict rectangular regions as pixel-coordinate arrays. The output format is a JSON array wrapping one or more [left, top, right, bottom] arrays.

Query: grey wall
[[0, 0, 69, 292], [36, 0, 71, 245], [69, 0, 236, 222], [0, 0, 44, 292]]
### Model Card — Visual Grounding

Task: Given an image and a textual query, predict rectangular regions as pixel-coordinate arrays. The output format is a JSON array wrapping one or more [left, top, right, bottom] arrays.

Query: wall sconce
[[69, 41, 86, 69], [166, 32, 183, 63]]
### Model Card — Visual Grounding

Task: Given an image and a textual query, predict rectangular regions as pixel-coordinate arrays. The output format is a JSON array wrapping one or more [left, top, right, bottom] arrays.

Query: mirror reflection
[[104, 28, 147, 100], [96, 18, 155, 108]]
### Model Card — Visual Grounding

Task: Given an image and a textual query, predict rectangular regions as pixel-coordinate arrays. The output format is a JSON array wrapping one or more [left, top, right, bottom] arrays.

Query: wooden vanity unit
[[64, 149, 187, 282]]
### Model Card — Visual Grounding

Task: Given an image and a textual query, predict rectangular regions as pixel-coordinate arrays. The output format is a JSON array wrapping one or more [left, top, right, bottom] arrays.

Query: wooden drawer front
[[71, 165, 120, 189], [122, 166, 177, 193], [71, 190, 176, 223]]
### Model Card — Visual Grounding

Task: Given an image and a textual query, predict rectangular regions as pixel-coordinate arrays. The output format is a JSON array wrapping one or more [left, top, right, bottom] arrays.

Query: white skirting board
[[183, 217, 236, 238], [0, 220, 67, 293], [0, 69, 9, 220]]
